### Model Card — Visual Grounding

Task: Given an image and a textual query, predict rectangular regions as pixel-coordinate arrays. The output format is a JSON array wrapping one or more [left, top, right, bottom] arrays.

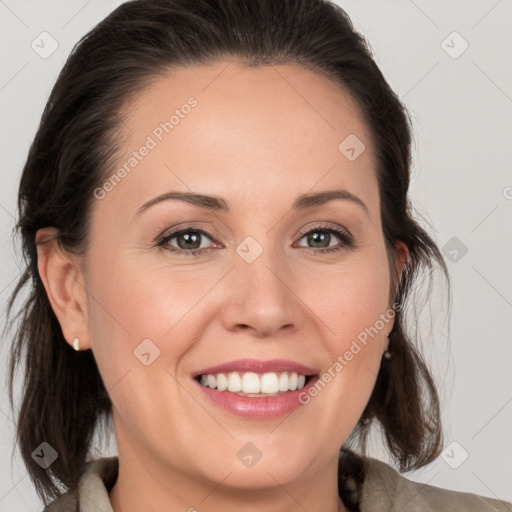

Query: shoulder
[[42, 456, 118, 512], [361, 457, 512, 512]]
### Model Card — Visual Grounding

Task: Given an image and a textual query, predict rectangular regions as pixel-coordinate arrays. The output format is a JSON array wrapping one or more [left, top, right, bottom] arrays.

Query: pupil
[[308, 231, 330, 248], [178, 232, 200, 249]]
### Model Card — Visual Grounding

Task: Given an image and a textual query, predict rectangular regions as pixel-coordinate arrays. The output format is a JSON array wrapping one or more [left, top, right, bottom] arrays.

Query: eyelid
[[296, 221, 352, 239], [156, 223, 222, 244]]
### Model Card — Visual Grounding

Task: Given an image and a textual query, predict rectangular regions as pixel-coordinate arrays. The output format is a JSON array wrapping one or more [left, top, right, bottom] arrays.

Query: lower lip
[[193, 377, 319, 419]]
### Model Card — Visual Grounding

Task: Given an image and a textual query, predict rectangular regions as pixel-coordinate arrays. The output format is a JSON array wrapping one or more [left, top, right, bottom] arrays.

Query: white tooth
[[227, 372, 242, 392], [204, 371, 307, 394], [216, 373, 228, 391], [288, 372, 298, 391], [261, 373, 279, 393], [242, 372, 260, 393], [278, 372, 289, 392]]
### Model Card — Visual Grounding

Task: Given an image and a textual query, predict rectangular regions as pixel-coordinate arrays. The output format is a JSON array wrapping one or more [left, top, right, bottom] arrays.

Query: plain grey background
[[1, 0, 511, 509]]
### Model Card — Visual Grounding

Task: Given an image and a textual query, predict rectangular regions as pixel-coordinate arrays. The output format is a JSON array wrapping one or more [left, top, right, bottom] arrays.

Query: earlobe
[[35, 227, 90, 351]]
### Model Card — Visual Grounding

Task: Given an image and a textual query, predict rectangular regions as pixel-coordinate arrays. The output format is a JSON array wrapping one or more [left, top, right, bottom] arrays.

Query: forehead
[[121, 60, 371, 152], [96, 61, 378, 221]]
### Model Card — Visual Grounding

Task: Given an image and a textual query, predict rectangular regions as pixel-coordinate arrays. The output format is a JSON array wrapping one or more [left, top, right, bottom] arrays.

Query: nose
[[220, 248, 299, 338]]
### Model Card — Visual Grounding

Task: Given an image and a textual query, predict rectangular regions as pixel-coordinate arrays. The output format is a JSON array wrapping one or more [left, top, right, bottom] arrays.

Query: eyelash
[[156, 224, 354, 257]]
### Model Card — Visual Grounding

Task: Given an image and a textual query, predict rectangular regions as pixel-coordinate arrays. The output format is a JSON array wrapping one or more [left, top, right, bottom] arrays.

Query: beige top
[[43, 456, 511, 512]]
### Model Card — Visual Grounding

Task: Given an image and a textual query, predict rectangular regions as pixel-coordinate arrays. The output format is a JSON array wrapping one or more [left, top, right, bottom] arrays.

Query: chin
[[216, 439, 314, 486]]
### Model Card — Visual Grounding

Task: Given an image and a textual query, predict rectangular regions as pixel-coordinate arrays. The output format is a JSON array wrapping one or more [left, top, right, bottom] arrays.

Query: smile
[[197, 371, 309, 396], [192, 359, 319, 418]]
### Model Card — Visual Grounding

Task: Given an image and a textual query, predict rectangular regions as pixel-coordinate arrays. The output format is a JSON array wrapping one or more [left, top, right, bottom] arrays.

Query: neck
[[110, 480, 348, 512], [108, 439, 349, 512]]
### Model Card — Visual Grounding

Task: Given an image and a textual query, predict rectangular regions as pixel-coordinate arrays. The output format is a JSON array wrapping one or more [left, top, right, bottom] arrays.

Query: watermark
[[93, 97, 198, 200], [338, 133, 366, 161], [442, 236, 468, 263], [236, 236, 264, 263], [237, 442, 262, 468], [32, 442, 59, 469], [298, 302, 402, 405], [441, 31, 469, 60], [31, 31, 59, 59], [441, 441, 469, 469], [133, 338, 161, 366]]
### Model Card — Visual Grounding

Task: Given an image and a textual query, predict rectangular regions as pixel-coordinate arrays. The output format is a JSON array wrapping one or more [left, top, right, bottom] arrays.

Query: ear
[[393, 240, 408, 281], [35, 227, 90, 350], [387, 240, 408, 331]]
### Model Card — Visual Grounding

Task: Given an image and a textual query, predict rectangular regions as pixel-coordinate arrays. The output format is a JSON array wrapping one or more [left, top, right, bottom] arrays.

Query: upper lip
[[192, 358, 318, 378]]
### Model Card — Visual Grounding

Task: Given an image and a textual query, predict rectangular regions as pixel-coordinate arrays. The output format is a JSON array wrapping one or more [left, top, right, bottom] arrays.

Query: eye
[[295, 225, 354, 253], [157, 227, 216, 256], [156, 223, 354, 257]]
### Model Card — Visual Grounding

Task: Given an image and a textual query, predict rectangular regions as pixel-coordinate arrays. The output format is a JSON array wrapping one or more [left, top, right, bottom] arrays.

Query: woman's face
[[72, 62, 405, 492]]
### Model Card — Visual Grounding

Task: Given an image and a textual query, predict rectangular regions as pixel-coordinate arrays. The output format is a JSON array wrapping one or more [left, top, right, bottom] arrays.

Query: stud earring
[[72, 337, 80, 351]]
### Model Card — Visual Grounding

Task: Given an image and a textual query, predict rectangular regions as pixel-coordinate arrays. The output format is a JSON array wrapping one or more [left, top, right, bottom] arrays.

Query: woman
[[6, 0, 511, 511]]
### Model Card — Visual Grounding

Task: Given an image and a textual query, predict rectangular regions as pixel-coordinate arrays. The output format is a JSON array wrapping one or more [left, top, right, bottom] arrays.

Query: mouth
[[194, 371, 314, 397], [191, 359, 319, 418]]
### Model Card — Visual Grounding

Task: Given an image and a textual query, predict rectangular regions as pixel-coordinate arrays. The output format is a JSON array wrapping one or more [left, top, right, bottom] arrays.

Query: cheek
[[303, 250, 391, 348], [297, 248, 391, 407], [84, 249, 217, 382]]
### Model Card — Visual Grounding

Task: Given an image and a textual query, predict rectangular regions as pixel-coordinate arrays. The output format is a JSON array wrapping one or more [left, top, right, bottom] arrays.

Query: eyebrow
[[135, 189, 369, 218]]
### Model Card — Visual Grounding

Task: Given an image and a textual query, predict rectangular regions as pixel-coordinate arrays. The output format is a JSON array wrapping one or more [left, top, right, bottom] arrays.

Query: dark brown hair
[[6, 0, 450, 507]]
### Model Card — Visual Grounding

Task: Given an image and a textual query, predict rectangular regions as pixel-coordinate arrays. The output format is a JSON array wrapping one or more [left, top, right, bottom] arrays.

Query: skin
[[36, 61, 407, 512]]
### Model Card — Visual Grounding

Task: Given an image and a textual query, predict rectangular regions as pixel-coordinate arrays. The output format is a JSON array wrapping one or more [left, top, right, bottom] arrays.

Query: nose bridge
[[222, 233, 298, 336], [236, 233, 288, 302]]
